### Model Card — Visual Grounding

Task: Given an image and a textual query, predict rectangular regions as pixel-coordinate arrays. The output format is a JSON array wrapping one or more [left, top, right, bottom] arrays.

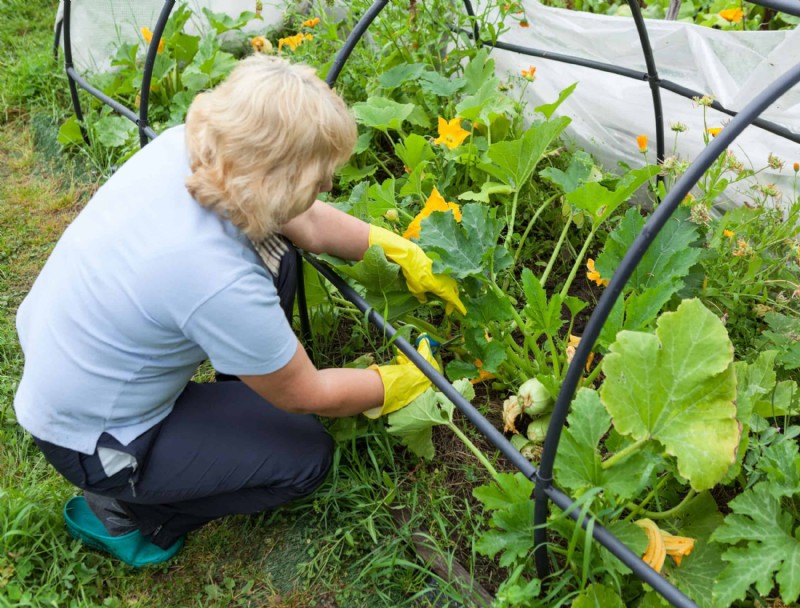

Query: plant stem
[[559, 226, 598, 300], [601, 436, 649, 470], [626, 489, 697, 521], [623, 474, 671, 521], [503, 188, 521, 248], [540, 215, 572, 286], [448, 422, 499, 480], [513, 193, 559, 265]]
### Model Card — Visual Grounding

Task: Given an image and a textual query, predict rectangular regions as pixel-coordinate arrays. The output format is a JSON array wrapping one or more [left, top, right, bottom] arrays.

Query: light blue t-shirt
[[14, 126, 298, 454]]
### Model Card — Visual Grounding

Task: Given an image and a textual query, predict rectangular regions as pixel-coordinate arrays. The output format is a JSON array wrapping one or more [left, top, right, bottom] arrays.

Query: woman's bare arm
[[280, 200, 370, 260]]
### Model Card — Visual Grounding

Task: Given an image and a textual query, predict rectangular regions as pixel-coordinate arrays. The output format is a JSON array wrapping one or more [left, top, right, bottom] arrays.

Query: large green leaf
[[711, 482, 800, 605], [572, 583, 624, 608], [600, 299, 739, 491], [566, 166, 659, 227], [555, 389, 655, 502], [594, 206, 701, 293], [539, 150, 596, 194], [378, 63, 426, 89], [456, 79, 515, 127], [351, 97, 415, 132], [474, 473, 536, 568], [201, 7, 259, 34], [335, 246, 418, 318], [480, 117, 570, 190], [386, 380, 474, 460], [418, 203, 512, 279], [394, 134, 434, 172], [521, 269, 564, 338], [419, 71, 465, 97], [535, 82, 577, 119]]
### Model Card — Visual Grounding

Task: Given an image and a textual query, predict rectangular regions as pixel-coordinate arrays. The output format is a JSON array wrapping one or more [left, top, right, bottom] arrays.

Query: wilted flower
[[403, 187, 462, 240], [759, 183, 781, 198], [693, 95, 715, 107], [586, 259, 609, 287], [636, 134, 648, 153], [690, 203, 711, 226], [670, 122, 688, 133], [502, 395, 522, 434], [635, 519, 695, 572], [768, 153, 784, 171], [521, 66, 537, 81], [433, 116, 470, 150], [250, 36, 272, 53], [141, 26, 165, 54], [732, 239, 754, 257], [302, 17, 321, 27], [719, 7, 744, 22], [726, 151, 743, 172], [753, 303, 772, 317], [567, 334, 595, 372], [707, 127, 722, 137]]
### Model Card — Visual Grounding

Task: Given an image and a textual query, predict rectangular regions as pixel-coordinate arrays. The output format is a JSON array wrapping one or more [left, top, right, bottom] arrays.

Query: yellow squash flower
[[521, 66, 537, 81], [250, 36, 271, 53], [567, 334, 595, 372], [470, 359, 496, 385], [636, 134, 648, 153], [635, 519, 695, 572], [586, 259, 609, 287], [707, 127, 722, 137], [403, 187, 462, 240], [434, 117, 470, 150], [140, 26, 165, 54], [302, 17, 321, 27], [278, 32, 312, 52], [719, 7, 744, 22]]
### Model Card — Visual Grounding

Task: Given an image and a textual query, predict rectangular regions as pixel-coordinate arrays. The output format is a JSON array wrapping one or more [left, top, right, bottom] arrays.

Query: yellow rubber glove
[[364, 337, 440, 419], [368, 225, 467, 315]]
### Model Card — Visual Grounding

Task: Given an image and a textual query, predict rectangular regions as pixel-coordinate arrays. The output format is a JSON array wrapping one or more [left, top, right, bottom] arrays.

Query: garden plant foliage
[[6, 0, 800, 606]]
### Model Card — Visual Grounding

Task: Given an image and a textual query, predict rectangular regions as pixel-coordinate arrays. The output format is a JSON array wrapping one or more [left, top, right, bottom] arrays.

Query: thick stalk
[[626, 490, 697, 521], [623, 474, 671, 521], [559, 225, 598, 300], [540, 215, 572, 286], [448, 422, 499, 479], [602, 436, 649, 470], [503, 188, 522, 248]]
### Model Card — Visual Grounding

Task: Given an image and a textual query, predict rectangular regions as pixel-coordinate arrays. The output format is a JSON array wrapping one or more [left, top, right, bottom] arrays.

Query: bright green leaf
[[420, 71, 465, 97], [540, 150, 595, 194], [600, 299, 739, 491], [352, 97, 415, 132], [378, 63, 426, 89], [571, 583, 624, 608], [57, 116, 83, 148], [481, 116, 571, 190], [457, 181, 514, 202], [566, 166, 659, 227], [394, 134, 434, 172], [535, 82, 577, 119], [95, 115, 134, 148], [711, 482, 800, 605]]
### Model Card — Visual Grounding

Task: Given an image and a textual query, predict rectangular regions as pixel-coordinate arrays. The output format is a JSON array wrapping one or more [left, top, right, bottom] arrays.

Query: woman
[[14, 55, 464, 566]]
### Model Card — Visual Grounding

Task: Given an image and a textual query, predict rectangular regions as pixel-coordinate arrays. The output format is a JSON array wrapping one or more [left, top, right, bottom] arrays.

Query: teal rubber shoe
[[64, 496, 184, 567]]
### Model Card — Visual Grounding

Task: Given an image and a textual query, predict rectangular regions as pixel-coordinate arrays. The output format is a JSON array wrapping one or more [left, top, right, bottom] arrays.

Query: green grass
[[0, 4, 497, 606]]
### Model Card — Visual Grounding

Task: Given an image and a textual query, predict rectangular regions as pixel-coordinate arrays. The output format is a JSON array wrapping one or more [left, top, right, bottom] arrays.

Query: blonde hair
[[185, 55, 357, 240]]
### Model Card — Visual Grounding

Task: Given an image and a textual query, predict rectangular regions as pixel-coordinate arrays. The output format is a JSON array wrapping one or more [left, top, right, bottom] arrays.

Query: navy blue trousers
[[34, 247, 333, 549]]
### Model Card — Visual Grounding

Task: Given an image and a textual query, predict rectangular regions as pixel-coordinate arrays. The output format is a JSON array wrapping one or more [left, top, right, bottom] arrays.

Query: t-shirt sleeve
[[181, 272, 298, 376]]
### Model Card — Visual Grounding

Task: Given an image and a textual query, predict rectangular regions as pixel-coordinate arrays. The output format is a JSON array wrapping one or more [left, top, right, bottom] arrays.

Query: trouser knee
[[293, 429, 334, 497]]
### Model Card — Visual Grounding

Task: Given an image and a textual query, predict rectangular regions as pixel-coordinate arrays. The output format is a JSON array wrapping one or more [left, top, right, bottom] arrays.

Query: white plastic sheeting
[[55, 1, 292, 73], [478, 0, 799, 206]]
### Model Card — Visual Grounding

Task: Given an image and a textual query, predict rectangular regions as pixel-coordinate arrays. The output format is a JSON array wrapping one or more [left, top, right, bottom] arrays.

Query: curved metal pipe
[[748, 0, 800, 17], [325, 0, 390, 88], [138, 0, 175, 147], [628, 0, 666, 168], [62, 0, 87, 143], [533, 59, 800, 590]]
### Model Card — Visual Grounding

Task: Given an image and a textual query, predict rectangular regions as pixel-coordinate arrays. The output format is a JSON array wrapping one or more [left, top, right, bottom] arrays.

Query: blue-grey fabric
[[34, 381, 333, 549], [14, 125, 298, 454]]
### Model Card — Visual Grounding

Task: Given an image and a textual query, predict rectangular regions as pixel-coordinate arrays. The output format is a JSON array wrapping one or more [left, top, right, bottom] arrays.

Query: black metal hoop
[[57, 1, 800, 605]]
